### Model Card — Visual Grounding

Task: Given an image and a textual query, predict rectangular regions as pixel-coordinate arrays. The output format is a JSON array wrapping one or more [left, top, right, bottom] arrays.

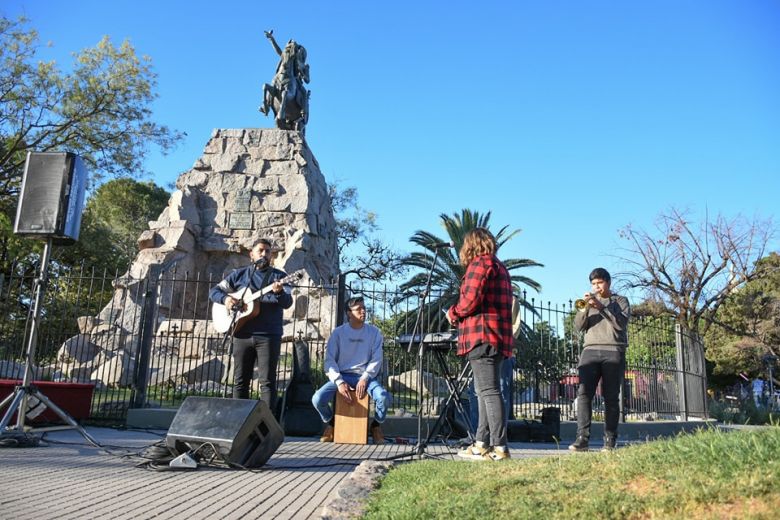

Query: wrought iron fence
[[0, 262, 708, 427]]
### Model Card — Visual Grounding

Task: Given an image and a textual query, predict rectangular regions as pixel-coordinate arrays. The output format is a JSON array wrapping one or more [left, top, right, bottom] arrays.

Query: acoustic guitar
[[211, 270, 303, 334]]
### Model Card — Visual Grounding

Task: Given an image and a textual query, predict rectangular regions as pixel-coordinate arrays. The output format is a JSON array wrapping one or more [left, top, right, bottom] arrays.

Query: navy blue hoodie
[[209, 265, 293, 338]]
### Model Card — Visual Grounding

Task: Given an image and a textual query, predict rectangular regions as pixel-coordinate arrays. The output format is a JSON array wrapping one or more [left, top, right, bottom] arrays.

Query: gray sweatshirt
[[325, 322, 384, 387], [574, 294, 630, 351]]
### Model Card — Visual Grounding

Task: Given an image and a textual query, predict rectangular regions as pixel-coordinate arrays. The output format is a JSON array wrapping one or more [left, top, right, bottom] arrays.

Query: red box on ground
[[0, 379, 95, 424]]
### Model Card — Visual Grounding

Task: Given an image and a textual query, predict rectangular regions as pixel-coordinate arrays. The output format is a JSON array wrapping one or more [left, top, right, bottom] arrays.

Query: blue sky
[[4, 0, 779, 305]]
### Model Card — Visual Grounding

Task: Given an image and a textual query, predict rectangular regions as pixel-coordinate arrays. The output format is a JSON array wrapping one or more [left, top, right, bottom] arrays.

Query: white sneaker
[[457, 442, 489, 460]]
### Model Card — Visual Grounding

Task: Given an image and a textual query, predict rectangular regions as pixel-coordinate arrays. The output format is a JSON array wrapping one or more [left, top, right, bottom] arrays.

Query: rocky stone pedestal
[[67, 128, 340, 389]]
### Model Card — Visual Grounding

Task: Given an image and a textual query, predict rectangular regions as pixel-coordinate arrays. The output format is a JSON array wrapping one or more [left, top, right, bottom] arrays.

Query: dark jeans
[[470, 349, 507, 447], [576, 347, 625, 440], [232, 334, 281, 408]]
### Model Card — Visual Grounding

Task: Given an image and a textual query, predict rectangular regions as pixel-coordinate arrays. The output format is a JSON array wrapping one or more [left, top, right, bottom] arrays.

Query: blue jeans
[[468, 355, 514, 435], [311, 373, 390, 424]]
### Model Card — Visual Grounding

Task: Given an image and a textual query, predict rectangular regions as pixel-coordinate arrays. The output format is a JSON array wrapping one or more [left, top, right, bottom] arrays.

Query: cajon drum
[[334, 389, 369, 444]]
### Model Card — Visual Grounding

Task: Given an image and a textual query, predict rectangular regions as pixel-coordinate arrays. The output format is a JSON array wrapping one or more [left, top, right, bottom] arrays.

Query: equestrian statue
[[259, 30, 310, 133]]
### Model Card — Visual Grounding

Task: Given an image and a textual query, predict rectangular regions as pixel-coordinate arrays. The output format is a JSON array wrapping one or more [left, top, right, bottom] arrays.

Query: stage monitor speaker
[[14, 151, 87, 243], [166, 397, 284, 468]]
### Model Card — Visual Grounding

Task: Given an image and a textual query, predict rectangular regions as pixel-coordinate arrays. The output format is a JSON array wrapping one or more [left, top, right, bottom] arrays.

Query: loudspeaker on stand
[[14, 152, 87, 243]]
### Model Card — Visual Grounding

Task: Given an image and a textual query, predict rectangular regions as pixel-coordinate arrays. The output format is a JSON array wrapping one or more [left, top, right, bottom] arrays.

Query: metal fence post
[[131, 264, 162, 409], [336, 273, 346, 327], [674, 323, 689, 421]]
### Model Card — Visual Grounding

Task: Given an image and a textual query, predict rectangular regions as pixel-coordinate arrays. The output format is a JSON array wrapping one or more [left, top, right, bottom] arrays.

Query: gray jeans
[[469, 348, 507, 447]]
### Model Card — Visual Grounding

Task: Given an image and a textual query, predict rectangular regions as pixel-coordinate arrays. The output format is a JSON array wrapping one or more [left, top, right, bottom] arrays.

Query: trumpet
[[574, 292, 598, 311]]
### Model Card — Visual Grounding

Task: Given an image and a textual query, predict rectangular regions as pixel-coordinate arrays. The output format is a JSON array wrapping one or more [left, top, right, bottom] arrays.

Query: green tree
[[624, 316, 677, 368], [0, 177, 169, 273], [516, 320, 570, 383], [399, 209, 543, 331], [703, 252, 780, 380], [72, 178, 169, 268], [0, 16, 182, 207]]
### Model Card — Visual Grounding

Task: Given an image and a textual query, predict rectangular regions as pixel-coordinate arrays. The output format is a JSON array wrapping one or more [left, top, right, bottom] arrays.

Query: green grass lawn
[[364, 426, 780, 519]]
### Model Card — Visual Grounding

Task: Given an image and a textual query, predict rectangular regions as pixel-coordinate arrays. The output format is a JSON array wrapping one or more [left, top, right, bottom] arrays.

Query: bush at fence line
[[708, 397, 778, 425]]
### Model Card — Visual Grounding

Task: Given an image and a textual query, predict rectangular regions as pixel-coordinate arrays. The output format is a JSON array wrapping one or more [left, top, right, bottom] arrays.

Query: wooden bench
[[334, 389, 369, 444]]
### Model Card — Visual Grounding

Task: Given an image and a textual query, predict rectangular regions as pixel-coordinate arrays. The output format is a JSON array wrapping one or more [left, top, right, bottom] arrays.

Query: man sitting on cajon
[[311, 296, 390, 443]]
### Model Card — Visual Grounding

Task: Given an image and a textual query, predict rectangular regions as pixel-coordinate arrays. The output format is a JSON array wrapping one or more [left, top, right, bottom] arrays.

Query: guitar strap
[[257, 268, 275, 298]]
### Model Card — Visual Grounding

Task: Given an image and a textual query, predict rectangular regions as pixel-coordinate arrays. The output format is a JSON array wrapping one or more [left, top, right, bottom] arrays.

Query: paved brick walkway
[[0, 427, 571, 519]]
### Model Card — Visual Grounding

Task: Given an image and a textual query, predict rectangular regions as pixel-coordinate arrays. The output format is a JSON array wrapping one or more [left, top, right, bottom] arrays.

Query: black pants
[[575, 347, 625, 439], [232, 334, 281, 408]]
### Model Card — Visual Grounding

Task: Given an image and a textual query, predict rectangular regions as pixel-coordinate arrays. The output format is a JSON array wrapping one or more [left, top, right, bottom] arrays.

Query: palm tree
[[397, 209, 543, 332]]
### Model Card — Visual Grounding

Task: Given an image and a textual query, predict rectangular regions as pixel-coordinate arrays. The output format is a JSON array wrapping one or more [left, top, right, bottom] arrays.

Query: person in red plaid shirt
[[447, 228, 514, 461]]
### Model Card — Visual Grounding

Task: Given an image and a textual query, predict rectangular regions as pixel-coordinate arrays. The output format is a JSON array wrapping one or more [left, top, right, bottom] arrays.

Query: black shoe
[[601, 436, 617, 452], [568, 436, 589, 452]]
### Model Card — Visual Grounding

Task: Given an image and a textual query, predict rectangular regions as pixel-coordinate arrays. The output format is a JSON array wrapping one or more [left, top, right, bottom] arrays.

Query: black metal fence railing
[[0, 263, 708, 426]]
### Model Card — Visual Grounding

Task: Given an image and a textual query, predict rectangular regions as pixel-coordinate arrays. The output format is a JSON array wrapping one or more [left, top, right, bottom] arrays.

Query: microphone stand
[[219, 260, 260, 398], [384, 246, 444, 461]]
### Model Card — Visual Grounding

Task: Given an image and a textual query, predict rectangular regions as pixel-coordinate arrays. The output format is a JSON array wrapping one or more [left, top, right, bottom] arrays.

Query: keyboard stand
[[424, 348, 475, 445]]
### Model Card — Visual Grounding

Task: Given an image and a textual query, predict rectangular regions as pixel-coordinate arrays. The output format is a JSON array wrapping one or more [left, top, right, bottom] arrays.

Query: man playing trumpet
[[569, 268, 630, 452]]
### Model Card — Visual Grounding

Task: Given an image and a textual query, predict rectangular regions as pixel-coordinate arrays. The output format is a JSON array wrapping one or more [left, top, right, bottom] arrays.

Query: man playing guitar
[[209, 239, 293, 409]]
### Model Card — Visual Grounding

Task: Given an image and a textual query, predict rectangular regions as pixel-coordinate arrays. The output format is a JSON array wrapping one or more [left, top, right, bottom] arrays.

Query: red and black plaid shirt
[[448, 254, 513, 358]]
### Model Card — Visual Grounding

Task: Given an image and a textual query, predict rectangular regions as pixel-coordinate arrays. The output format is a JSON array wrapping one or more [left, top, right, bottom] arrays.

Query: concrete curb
[[319, 460, 394, 519], [126, 408, 716, 442]]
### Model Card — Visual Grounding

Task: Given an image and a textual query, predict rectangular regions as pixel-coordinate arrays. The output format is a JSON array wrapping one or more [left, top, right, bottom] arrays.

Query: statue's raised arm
[[264, 30, 282, 57]]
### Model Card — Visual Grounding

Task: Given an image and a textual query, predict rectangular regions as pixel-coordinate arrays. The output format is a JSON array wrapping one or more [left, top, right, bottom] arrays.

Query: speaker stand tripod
[[0, 238, 100, 447]]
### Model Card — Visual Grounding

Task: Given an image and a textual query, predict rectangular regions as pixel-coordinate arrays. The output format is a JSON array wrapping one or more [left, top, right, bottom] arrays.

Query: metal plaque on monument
[[229, 190, 253, 229]]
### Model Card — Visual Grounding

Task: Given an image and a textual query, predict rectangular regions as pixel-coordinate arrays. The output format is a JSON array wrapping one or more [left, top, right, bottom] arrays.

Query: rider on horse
[[259, 30, 310, 132]]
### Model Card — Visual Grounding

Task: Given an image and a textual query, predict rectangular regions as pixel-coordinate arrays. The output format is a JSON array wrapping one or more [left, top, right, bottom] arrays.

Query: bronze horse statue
[[259, 31, 310, 133]]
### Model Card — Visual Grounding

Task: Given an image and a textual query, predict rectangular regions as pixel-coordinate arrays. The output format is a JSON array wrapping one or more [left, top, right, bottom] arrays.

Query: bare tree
[[616, 208, 776, 336], [328, 181, 406, 282]]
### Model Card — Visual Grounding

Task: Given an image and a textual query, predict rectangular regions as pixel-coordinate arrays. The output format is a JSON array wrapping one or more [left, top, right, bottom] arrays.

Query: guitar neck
[[246, 284, 277, 303], [243, 272, 299, 303]]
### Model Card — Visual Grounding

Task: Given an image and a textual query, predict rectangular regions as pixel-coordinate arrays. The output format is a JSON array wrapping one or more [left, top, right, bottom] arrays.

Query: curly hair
[[459, 227, 497, 267]]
